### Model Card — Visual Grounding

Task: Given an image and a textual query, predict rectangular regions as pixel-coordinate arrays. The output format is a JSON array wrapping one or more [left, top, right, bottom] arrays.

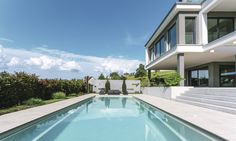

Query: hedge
[[0, 71, 86, 109]]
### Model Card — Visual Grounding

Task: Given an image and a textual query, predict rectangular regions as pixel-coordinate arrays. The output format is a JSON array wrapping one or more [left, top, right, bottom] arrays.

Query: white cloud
[[59, 61, 80, 71], [0, 45, 144, 78], [0, 38, 14, 43], [7, 57, 20, 67]]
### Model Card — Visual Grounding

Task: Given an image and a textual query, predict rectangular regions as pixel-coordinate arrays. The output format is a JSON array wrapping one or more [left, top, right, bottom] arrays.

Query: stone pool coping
[[0, 94, 96, 137], [133, 94, 236, 141]]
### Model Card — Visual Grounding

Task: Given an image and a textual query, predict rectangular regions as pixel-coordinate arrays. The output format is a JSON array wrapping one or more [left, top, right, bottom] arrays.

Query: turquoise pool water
[[1, 97, 224, 141]]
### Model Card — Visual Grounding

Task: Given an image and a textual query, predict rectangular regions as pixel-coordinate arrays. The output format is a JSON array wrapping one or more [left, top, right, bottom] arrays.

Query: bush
[[105, 79, 110, 93], [122, 79, 128, 94], [23, 98, 44, 106], [0, 71, 86, 109], [52, 92, 66, 99], [151, 71, 183, 87]]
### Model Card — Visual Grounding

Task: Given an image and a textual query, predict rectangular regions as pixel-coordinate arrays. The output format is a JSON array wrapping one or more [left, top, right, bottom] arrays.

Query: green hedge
[[150, 71, 183, 87], [0, 71, 86, 109]]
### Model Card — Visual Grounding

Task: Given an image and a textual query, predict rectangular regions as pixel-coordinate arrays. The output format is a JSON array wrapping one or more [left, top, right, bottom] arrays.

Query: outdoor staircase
[[175, 88, 236, 115]]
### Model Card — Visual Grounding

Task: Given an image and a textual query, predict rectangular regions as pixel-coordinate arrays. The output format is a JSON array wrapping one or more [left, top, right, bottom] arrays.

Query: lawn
[[0, 95, 81, 116]]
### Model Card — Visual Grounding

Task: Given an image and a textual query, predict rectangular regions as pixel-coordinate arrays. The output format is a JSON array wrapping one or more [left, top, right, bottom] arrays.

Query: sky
[[0, 0, 176, 79]]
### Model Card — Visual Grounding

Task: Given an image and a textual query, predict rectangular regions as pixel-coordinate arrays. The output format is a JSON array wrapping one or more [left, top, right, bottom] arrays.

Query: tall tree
[[135, 64, 146, 78], [98, 73, 105, 80], [110, 72, 121, 80]]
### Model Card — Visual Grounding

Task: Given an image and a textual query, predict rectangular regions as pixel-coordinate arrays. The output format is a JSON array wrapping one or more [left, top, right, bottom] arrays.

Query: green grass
[[0, 95, 80, 116]]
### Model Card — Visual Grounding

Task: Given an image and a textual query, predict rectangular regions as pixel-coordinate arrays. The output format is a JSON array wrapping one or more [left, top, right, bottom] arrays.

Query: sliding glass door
[[190, 68, 209, 87], [220, 65, 236, 87]]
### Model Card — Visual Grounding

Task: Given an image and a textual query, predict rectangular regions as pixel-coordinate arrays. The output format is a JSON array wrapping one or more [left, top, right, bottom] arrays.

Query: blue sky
[[0, 0, 175, 79]]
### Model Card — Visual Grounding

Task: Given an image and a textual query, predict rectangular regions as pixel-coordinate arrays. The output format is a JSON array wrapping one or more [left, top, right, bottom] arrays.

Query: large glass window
[[185, 17, 196, 44], [160, 37, 166, 55], [190, 68, 209, 87], [220, 65, 236, 87], [168, 24, 177, 49], [208, 18, 234, 42], [155, 42, 161, 58], [149, 47, 155, 61]]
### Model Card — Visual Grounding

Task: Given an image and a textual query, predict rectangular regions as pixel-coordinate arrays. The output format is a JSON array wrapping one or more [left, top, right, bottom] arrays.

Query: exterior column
[[148, 70, 151, 86], [177, 53, 185, 86], [199, 13, 208, 45], [145, 48, 150, 66]]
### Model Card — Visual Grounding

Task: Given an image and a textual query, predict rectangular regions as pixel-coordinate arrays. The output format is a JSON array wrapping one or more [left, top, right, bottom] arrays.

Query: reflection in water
[[105, 98, 110, 108], [122, 98, 127, 108], [86, 100, 92, 113]]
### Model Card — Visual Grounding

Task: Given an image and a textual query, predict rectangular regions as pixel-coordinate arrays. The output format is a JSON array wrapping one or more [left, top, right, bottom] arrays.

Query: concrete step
[[183, 90, 236, 97], [175, 99, 236, 115], [177, 96, 236, 109], [181, 93, 236, 102], [185, 88, 236, 96]]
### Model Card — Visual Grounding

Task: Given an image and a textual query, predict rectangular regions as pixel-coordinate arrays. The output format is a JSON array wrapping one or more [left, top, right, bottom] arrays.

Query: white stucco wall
[[91, 80, 141, 94], [142, 87, 193, 99]]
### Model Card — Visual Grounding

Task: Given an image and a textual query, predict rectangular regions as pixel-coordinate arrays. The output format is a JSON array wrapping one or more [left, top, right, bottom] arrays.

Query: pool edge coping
[[133, 94, 236, 141], [0, 94, 96, 139]]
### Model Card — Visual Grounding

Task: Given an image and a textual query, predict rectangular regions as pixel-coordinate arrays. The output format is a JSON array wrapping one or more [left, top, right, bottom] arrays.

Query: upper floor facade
[[145, 0, 236, 70]]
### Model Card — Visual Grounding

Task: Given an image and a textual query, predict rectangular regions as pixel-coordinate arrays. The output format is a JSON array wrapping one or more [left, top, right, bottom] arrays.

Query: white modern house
[[145, 0, 236, 87]]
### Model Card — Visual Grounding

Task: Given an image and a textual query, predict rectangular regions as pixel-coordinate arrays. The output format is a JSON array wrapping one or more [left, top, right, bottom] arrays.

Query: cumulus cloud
[[7, 57, 20, 67], [25, 56, 63, 70], [0, 45, 144, 78], [59, 61, 81, 72]]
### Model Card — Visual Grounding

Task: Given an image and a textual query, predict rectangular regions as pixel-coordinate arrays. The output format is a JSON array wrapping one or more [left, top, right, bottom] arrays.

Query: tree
[[105, 79, 110, 93], [122, 78, 127, 95], [110, 72, 121, 80], [135, 64, 146, 78], [98, 73, 105, 80]]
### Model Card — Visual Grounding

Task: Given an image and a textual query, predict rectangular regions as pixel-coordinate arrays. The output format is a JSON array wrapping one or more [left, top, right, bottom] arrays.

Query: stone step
[[176, 96, 236, 109], [181, 93, 236, 102], [183, 90, 236, 97], [186, 88, 236, 93], [175, 99, 236, 115]]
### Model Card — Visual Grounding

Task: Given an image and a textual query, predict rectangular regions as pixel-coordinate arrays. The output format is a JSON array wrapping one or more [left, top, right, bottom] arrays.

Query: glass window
[[220, 65, 236, 87], [155, 42, 161, 58], [190, 70, 198, 87], [219, 19, 234, 38], [190, 68, 209, 87], [168, 24, 177, 49], [208, 18, 234, 42], [208, 19, 218, 42], [199, 69, 209, 87], [149, 47, 155, 61], [160, 37, 166, 55], [185, 17, 196, 44]]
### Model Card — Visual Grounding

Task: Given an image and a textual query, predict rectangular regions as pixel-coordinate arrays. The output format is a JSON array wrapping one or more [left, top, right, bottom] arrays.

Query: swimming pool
[[1, 97, 225, 141]]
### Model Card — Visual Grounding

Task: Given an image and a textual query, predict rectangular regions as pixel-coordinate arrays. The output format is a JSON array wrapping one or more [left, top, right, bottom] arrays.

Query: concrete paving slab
[[133, 95, 236, 141], [0, 94, 96, 135]]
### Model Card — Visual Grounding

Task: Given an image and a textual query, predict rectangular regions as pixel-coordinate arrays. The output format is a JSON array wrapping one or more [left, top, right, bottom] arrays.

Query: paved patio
[[0, 94, 95, 138], [133, 94, 236, 141]]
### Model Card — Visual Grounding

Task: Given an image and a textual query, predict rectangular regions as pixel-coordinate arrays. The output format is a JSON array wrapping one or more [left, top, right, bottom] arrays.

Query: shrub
[[23, 98, 44, 106], [151, 71, 183, 87], [122, 79, 128, 94], [0, 71, 86, 109], [52, 92, 66, 99], [105, 79, 110, 93]]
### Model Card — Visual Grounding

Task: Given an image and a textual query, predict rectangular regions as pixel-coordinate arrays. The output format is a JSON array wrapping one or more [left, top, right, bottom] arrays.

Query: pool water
[[1, 97, 224, 141]]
